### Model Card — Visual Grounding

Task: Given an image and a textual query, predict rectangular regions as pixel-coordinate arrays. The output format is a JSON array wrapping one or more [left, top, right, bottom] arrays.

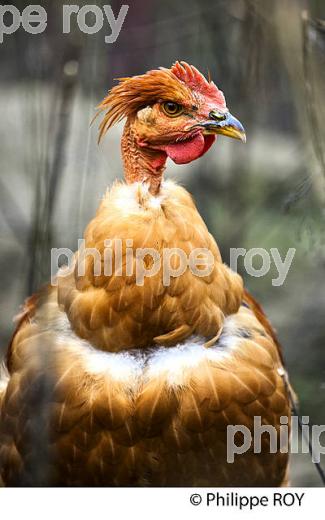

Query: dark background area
[[0, 0, 324, 485]]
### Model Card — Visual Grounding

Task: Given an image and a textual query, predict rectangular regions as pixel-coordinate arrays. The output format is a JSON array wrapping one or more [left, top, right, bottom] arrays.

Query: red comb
[[170, 61, 226, 108]]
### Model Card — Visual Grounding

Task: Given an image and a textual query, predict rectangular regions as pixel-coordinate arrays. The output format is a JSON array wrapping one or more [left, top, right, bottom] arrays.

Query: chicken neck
[[121, 121, 167, 196]]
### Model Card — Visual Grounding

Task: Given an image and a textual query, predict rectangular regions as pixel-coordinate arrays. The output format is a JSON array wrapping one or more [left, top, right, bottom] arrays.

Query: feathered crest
[[170, 61, 225, 106], [97, 61, 225, 142]]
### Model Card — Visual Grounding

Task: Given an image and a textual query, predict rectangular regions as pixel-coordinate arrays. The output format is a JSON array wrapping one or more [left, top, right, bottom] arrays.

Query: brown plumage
[[0, 62, 290, 486]]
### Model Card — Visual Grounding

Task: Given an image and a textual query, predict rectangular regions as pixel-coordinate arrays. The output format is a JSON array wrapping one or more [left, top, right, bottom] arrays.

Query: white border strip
[[0, 487, 322, 519]]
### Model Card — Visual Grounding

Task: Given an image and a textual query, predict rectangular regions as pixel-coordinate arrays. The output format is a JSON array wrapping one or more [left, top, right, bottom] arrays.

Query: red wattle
[[163, 134, 216, 164]]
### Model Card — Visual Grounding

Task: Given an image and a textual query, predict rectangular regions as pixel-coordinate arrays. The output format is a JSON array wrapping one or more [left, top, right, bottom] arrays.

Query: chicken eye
[[162, 101, 183, 117]]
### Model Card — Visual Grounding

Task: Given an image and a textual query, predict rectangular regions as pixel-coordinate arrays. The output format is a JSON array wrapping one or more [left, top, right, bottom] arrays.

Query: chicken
[[0, 61, 290, 486]]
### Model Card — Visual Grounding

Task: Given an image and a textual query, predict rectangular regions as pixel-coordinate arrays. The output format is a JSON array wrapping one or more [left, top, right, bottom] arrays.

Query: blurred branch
[[283, 176, 312, 213], [27, 52, 80, 295], [0, 178, 28, 246], [302, 9, 325, 179], [46, 61, 79, 221]]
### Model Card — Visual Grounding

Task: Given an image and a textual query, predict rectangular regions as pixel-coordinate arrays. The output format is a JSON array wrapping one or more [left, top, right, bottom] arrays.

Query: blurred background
[[0, 0, 324, 485]]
